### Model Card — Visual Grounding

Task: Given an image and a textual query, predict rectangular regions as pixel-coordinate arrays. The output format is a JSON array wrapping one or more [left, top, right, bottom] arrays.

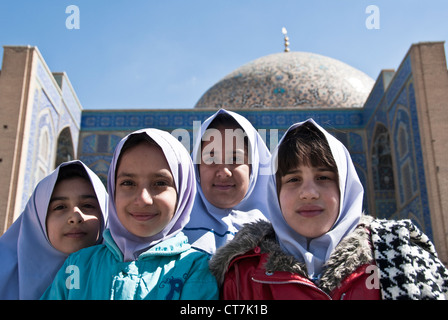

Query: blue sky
[[0, 0, 447, 109]]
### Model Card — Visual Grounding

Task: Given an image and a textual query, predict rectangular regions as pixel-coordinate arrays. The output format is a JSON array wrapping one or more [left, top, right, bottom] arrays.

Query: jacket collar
[[104, 229, 191, 262], [210, 216, 374, 293]]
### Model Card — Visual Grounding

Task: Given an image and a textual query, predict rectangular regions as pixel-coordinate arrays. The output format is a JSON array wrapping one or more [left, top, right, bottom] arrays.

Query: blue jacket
[[41, 230, 219, 300]]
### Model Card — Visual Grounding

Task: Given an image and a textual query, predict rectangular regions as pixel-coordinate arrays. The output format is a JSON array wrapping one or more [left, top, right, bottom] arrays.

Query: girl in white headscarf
[[42, 129, 218, 300], [0, 160, 108, 300], [184, 109, 271, 255], [210, 119, 448, 300]]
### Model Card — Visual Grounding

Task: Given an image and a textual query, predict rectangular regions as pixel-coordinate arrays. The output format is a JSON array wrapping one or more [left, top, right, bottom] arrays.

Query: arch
[[54, 127, 75, 167], [32, 108, 55, 189], [397, 124, 409, 160], [392, 106, 418, 205], [371, 124, 395, 191], [38, 127, 50, 162], [370, 123, 397, 219]]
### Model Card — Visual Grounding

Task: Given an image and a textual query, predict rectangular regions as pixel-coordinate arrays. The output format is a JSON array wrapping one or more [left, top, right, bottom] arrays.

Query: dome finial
[[282, 27, 290, 52]]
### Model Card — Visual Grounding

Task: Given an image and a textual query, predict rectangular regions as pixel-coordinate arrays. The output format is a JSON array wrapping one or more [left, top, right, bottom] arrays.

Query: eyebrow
[[285, 167, 334, 175], [116, 172, 136, 179], [116, 171, 173, 180], [49, 194, 97, 204]]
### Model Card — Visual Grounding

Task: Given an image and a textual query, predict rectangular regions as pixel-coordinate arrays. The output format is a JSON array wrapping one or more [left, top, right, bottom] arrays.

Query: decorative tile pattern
[[195, 52, 374, 109]]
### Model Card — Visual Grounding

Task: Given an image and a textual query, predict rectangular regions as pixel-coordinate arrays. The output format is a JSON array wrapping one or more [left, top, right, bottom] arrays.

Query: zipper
[[251, 277, 333, 300]]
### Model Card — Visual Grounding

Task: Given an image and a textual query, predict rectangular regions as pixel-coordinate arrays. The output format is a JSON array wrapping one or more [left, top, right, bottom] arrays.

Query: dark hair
[[276, 121, 338, 194], [56, 163, 91, 184], [207, 113, 244, 131]]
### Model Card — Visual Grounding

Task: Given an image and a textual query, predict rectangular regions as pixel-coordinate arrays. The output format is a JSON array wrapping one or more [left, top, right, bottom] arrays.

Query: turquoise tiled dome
[[195, 51, 374, 109]]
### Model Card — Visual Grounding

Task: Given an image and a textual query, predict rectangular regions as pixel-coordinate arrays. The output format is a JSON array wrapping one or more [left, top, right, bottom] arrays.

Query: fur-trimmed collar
[[210, 215, 374, 294]]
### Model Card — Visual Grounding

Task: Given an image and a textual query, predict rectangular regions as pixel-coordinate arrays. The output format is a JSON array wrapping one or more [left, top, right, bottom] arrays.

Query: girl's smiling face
[[115, 142, 177, 238], [46, 177, 102, 254], [199, 126, 250, 209], [279, 164, 340, 239]]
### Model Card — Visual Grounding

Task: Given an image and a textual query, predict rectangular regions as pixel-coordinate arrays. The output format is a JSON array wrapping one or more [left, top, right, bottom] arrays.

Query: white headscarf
[[184, 109, 271, 255], [269, 119, 364, 278], [107, 128, 196, 261], [0, 160, 108, 299]]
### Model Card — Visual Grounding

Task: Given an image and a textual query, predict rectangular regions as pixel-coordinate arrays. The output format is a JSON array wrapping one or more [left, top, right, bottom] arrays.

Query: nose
[[68, 207, 84, 224], [215, 164, 232, 178], [299, 180, 319, 200], [135, 187, 153, 206]]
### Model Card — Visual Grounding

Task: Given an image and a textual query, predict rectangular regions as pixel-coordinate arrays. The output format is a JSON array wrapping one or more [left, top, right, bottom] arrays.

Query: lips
[[212, 183, 235, 191], [64, 230, 87, 238], [296, 205, 324, 218], [130, 212, 158, 221]]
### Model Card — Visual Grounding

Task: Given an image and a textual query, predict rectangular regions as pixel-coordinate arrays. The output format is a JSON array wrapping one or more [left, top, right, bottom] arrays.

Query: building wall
[[0, 46, 35, 232], [360, 42, 447, 263], [0, 46, 82, 232], [409, 42, 448, 264]]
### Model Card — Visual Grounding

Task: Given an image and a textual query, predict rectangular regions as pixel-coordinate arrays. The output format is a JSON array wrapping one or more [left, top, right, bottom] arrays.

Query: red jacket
[[210, 219, 381, 300], [221, 247, 380, 300]]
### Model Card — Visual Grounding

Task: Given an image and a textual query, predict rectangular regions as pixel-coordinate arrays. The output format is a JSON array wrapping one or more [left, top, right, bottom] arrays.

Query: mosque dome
[[194, 51, 374, 109]]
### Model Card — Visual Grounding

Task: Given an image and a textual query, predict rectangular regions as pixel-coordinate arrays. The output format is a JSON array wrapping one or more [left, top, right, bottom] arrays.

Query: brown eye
[[119, 180, 135, 187]]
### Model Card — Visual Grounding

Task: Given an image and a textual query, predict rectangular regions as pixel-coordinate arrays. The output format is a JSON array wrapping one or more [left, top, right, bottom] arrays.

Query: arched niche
[[371, 123, 397, 218], [54, 127, 75, 167]]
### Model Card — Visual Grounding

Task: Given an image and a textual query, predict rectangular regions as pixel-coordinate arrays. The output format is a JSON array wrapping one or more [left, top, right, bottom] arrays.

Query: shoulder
[[355, 215, 436, 254], [154, 236, 213, 273], [179, 247, 211, 265], [72, 243, 109, 257], [362, 215, 442, 267], [65, 244, 113, 269], [170, 247, 219, 297], [319, 215, 375, 293], [367, 216, 448, 299], [182, 248, 214, 277], [368, 217, 437, 255], [140, 232, 192, 259], [209, 220, 277, 284]]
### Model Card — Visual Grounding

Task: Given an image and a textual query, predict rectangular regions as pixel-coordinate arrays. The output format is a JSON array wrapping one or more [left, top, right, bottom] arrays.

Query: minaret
[[282, 27, 290, 52]]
